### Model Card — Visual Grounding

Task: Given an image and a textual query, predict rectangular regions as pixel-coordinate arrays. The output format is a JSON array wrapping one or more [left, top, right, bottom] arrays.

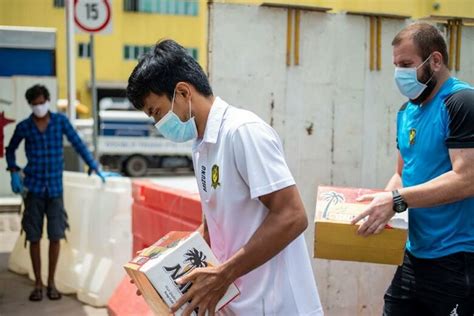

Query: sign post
[[66, 0, 76, 122], [74, 0, 112, 160]]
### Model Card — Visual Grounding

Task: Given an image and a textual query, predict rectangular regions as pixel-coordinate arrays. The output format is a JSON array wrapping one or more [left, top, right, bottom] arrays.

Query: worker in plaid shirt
[[5, 84, 105, 302]]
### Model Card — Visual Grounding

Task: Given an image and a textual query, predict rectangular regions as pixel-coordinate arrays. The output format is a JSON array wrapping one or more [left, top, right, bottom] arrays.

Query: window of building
[[124, 0, 199, 16], [53, 0, 65, 8], [78, 43, 91, 58], [124, 44, 197, 61], [186, 48, 198, 60], [124, 45, 151, 60], [123, 0, 139, 11]]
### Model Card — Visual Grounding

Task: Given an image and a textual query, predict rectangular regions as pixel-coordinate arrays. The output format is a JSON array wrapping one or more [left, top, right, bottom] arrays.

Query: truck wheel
[[124, 155, 148, 177]]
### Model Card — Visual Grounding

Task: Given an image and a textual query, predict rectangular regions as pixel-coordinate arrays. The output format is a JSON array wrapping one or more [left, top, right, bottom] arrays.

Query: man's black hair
[[25, 84, 50, 104], [127, 39, 213, 110]]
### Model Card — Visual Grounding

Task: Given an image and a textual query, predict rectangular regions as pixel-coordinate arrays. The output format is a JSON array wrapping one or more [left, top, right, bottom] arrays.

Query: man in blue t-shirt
[[352, 23, 474, 315]]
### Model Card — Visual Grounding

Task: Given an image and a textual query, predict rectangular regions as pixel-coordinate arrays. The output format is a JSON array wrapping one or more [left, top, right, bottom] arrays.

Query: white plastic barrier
[[8, 171, 133, 306]]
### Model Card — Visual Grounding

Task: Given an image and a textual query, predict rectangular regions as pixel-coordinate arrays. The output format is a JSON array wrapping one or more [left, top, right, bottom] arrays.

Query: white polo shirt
[[192, 97, 323, 316]]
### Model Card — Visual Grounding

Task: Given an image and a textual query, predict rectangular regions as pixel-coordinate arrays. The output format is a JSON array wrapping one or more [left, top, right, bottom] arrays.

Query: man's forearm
[[385, 173, 402, 191], [197, 218, 210, 245], [220, 209, 306, 284], [400, 170, 473, 208]]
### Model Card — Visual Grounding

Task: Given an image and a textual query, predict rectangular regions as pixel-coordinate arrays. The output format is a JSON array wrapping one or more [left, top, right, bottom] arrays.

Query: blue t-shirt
[[397, 77, 474, 259]]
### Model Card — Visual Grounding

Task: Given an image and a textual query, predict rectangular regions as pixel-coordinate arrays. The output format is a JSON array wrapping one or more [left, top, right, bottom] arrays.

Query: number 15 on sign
[[74, 0, 113, 34]]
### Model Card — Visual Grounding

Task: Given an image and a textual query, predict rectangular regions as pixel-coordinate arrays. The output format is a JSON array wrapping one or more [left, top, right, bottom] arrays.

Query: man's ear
[[175, 82, 191, 98], [431, 51, 444, 72]]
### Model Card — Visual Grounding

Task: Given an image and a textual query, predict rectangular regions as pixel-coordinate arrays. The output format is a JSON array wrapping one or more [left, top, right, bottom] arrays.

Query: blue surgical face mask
[[154, 89, 198, 143], [394, 55, 433, 100]]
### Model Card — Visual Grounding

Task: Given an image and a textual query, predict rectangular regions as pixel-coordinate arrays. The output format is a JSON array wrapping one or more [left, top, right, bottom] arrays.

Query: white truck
[[77, 97, 193, 177]]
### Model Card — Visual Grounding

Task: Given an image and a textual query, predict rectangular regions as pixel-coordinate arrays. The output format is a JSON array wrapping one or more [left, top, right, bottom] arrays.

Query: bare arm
[[352, 148, 474, 236], [171, 185, 308, 315], [221, 185, 307, 281], [196, 215, 210, 245], [400, 148, 474, 207], [384, 151, 404, 191]]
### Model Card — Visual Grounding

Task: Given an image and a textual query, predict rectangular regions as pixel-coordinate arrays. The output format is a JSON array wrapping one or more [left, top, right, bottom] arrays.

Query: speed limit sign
[[74, 0, 113, 34]]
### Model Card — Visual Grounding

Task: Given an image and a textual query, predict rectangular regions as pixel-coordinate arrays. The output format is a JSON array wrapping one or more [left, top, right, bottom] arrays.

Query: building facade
[[1, 0, 472, 116]]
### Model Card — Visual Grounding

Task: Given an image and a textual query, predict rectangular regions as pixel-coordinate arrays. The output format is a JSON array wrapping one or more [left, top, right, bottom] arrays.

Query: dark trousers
[[383, 251, 474, 316]]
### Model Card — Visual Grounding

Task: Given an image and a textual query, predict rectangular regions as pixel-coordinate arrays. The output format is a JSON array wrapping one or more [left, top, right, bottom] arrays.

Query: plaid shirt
[[6, 112, 98, 198]]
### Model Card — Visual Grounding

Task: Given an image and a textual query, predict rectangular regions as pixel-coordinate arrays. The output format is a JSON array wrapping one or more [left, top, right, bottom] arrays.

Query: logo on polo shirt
[[211, 164, 220, 189], [409, 128, 416, 145]]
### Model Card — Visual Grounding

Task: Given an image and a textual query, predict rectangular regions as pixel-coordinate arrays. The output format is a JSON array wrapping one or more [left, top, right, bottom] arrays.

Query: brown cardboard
[[314, 186, 407, 265]]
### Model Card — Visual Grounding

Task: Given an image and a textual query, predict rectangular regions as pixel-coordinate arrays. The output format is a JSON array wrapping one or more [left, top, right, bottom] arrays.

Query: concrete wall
[[208, 3, 474, 315], [0, 76, 57, 197]]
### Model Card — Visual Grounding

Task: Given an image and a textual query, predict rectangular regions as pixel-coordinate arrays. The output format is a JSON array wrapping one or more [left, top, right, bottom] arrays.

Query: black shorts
[[22, 192, 69, 242], [383, 250, 474, 316]]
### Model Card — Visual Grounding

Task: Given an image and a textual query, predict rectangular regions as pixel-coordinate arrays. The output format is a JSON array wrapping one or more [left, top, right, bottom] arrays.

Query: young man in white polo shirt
[[127, 39, 323, 316]]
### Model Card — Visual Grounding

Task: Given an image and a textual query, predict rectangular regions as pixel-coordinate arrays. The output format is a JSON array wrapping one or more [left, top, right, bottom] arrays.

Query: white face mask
[[31, 101, 50, 118]]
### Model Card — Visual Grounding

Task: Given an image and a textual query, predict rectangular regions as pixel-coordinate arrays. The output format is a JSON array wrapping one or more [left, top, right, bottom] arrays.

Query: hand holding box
[[125, 231, 240, 316]]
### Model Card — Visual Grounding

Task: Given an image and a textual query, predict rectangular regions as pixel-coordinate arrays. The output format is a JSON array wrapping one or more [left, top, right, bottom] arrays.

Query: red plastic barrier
[[108, 180, 202, 315], [107, 276, 154, 316], [131, 180, 202, 254]]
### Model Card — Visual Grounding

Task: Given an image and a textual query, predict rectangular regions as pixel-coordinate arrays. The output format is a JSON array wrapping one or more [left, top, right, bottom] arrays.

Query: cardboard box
[[314, 186, 408, 265], [124, 231, 240, 316]]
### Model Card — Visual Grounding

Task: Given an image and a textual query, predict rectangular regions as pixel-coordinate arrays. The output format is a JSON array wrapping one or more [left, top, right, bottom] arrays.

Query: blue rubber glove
[[88, 167, 106, 183], [95, 170, 106, 183], [101, 171, 122, 178], [10, 172, 23, 194]]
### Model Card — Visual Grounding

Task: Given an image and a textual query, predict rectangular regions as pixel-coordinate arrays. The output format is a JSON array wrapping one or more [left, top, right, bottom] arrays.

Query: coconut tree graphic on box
[[321, 191, 345, 219], [164, 248, 209, 314], [164, 248, 208, 294]]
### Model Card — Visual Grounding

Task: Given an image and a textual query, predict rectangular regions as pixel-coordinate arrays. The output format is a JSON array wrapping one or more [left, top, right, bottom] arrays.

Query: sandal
[[46, 286, 62, 300], [29, 288, 43, 301]]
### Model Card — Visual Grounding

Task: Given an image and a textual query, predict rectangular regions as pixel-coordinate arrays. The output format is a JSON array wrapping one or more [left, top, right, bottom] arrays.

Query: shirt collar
[[26, 112, 53, 129], [202, 96, 228, 144]]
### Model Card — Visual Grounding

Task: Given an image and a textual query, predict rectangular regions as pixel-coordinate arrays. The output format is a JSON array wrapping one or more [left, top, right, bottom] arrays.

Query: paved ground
[[0, 174, 195, 315], [0, 212, 107, 316]]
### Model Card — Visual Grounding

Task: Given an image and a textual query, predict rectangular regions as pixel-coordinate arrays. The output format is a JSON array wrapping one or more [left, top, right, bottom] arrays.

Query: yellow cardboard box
[[314, 186, 408, 265], [124, 231, 240, 316]]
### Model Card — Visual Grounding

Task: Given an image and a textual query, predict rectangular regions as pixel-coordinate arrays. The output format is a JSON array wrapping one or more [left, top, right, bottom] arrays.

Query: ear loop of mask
[[188, 99, 192, 121], [170, 88, 177, 112], [172, 88, 193, 121], [417, 54, 434, 85]]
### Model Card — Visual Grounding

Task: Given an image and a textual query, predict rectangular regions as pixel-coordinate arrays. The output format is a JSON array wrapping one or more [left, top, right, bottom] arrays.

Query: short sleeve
[[232, 122, 295, 199], [396, 102, 408, 150], [444, 89, 474, 148]]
